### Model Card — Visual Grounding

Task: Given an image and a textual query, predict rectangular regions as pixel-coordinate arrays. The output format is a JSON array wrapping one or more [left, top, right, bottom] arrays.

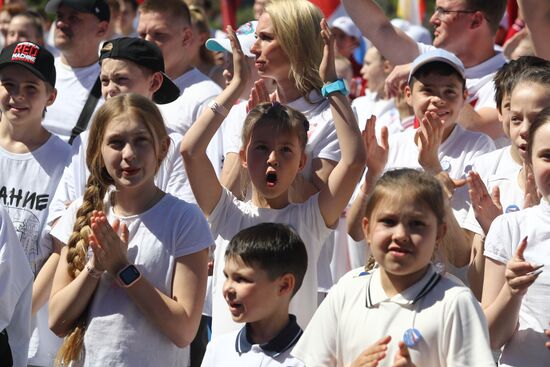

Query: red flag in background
[[309, 0, 341, 18], [222, 0, 240, 28]]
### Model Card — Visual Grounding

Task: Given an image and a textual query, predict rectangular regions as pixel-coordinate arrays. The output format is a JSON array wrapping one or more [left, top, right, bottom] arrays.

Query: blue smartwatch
[[321, 79, 349, 97]]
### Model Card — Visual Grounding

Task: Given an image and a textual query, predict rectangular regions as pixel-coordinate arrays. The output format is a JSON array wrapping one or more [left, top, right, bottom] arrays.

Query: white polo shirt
[[292, 265, 495, 367], [202, 315, 304, 367], [484, 200, 550, 367]]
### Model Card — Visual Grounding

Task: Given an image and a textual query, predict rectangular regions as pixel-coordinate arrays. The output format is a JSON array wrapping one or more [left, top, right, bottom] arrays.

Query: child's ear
[[383, 60, 394, 75], [362, 217, 370, 239], [159, 136, 170, 162], [150, 72, 163, 95], [239, 149, 248, 168], [278, 273, 295, 297], [436, 223, 447, 245], [298, 152, 307, 171], [46, 88, 57, 107], [404, 85, 413, 106]]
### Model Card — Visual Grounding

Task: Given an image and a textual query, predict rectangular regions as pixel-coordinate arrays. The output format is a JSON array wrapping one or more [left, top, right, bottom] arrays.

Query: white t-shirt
[[0, 135, 70, 274], [50, 193, 213, 367], [484, 200, 550, 367], [292, 265, 495, 367], [463, 147, 523, 235], [158, 68, 224, 176], [47, 129, 192, 225], [0, 135, 70, 366], [43, 57, 103, 142], [209, 188, 333, 337], [352, 91, 402, 137], [0, 205, 33, 367], [385, 124, 496, 225], [202, 315, 304, 367]]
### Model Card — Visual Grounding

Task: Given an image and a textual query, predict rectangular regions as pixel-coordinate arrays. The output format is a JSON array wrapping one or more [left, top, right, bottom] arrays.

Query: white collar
[[366, 265, 441, 307]]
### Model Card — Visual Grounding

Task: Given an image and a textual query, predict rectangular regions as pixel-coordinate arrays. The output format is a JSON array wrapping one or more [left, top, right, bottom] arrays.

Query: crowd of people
[[0, 0, 549, 366]]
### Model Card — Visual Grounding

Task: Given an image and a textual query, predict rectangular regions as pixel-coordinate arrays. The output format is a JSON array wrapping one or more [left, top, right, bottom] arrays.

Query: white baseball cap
[[408, 49, 465, 83], [331, 16, 362, 40], [206, 21, 257, 58]]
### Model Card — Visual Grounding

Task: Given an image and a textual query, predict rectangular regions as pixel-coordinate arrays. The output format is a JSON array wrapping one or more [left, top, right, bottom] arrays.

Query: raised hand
[[435, 171, 466, 200], [467, 171, 503, 233], [415, 111, 444, 174], [246, 79, 274, 113], [385, 64, 411, 98], [505, 236, 542, 297], [350, 336, 391, 367], [392, 341, 417, 367], [319, 18, 337, 84], [363, 115, 389, 177], [89, 211, 130, 275], [226, 25, 251, 94]]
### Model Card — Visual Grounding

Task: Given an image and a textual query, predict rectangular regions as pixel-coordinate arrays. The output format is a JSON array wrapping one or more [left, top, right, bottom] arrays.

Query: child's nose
[[267, 151, 279, 167], [122, 143, 136, 160]]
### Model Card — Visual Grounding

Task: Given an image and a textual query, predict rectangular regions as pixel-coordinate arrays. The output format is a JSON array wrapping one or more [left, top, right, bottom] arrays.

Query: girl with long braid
[[48, 94, 213, 366]]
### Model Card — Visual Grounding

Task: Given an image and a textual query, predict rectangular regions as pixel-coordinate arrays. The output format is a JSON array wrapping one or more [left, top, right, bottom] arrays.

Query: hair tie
[[303, 118, 310, 132]]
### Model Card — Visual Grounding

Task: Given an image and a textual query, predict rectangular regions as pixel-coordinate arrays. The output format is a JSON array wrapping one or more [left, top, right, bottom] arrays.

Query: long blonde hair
[[55, 94, 169, 365], [265, 0, 324, 101]]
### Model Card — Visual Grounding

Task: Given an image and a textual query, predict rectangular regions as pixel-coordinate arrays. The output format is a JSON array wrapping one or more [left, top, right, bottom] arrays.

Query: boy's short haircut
[[140, 0, 191, 26], [464, 0, 506, 34], [0, 41, 55, 88], [225, 223, 308, 297], [408, 49, 466, 90], [494, 56, 550, 111]]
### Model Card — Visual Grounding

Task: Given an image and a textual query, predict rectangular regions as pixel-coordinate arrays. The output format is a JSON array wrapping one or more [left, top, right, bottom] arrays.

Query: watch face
[[119, 265, 140, 285]]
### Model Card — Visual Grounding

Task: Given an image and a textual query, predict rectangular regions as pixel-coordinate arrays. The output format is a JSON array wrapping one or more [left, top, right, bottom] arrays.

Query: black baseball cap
[[0, 42, 56, 87], [45, 0, 110, 22], [99, 37, 180, 104]]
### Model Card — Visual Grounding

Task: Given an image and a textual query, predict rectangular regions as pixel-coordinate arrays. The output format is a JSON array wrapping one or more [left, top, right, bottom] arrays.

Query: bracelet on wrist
[[208, 100, 229, 117], [85, 262, 103, 279]]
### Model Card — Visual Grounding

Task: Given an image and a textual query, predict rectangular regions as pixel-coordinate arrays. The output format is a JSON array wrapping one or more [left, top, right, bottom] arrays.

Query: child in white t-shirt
[[48, 94, 213, 367], [481, 106, 550, 367], [202, 223, 307, 367], [465, 56, 550, 298], [181, 21, 365, 336], [293, 168, 495, 367], [0, 41, 71, 365], [0, 205, 33, 367]]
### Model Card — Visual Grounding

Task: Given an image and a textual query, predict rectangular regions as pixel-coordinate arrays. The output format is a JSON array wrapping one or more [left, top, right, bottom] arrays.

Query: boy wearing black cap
[[0, 41, 71, 366]]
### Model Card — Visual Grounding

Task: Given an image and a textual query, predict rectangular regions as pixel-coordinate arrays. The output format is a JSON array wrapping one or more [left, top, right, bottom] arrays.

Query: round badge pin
[[403, 328, 422, 348], [441, 160, 451, 172]]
